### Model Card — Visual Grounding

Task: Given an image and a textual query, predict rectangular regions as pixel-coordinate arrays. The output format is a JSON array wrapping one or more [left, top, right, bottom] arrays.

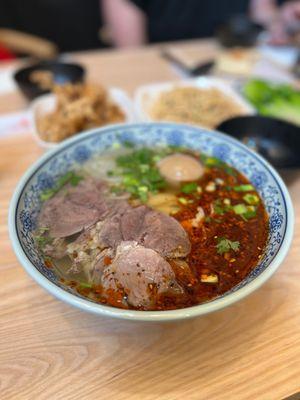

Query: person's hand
[[269, 1, 300, 45]]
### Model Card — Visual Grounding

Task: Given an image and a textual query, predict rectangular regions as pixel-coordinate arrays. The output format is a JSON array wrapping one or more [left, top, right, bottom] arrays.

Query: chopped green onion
[[243, 193, 260, 205], [122, 141, 135, 148], [213, 199, 231, 215], [232, 204, 248, 215], [242, 210, 257, 219], [233, 203, 257, 220], [200, 155, 222, 167], [111, 148, 168, 201], [200, 154, 236, 176], [178, 197, 188, 205], [35, 235, 52, 248], [233, 184, 255, 192], [79, 282, 92, 289]]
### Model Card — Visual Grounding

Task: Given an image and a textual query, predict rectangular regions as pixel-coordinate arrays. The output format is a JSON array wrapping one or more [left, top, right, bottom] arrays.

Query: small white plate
[[134, 77, 255, 125], [30, 88, 136, 149]]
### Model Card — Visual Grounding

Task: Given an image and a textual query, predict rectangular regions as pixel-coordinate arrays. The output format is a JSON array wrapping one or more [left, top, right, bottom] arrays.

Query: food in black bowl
[[14, 61, 85, 100], [217, 115, 300, 168], [216, 15, 263, 48]]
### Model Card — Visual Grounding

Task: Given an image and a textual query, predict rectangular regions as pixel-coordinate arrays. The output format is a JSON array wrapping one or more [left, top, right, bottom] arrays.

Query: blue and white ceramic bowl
[[9, 123, 294, 322]]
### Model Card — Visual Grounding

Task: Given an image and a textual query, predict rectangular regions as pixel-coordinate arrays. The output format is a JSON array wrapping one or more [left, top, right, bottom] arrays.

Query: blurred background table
[[1, 40, 300, 400]]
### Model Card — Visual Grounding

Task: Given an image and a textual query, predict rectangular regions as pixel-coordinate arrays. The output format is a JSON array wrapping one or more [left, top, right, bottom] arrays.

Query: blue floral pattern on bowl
[[13, 123, 290, 304]]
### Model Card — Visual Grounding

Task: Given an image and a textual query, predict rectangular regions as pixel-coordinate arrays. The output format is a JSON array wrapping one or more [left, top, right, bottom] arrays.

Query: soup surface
[[35, 145, 269, 310]]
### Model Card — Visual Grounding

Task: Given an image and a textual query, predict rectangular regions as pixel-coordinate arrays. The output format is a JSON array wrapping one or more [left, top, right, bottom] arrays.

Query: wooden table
[[1, 40, 299, 400]]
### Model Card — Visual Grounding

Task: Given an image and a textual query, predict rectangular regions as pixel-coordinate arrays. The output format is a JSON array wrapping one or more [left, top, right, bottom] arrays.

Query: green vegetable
[[111, 148, 169, 202], [244, 79, 300, 126], [232, 203, 257, 220], [78, 282, 93, 289], [122, 141, 135, 148], [35, 235, 52, 248], [40, 171, 83, 201], [216, 237, 240, 255], [242, 209, 257, 219], [178, 197, 188, 205], [233, 184, 255, 192], [213, 199, 257, 221], [213, 199, 231, 215], [204, 216, 221, 224], [243, 193, 260, 205], [181, 182, 198, 194], [232, 204, 248, 215], [200, 155, 222, 167], [200, 154, 237, 176]]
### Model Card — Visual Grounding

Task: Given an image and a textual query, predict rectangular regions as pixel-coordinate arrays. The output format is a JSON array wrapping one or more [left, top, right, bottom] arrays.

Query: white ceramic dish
[[9, 122, 294, 322], [134, 77, 255, 125], [30, 88, 136, 149]]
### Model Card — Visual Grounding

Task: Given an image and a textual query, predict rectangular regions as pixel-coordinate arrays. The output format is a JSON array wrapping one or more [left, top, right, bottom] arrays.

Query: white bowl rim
[[9, 122, 294, 322]]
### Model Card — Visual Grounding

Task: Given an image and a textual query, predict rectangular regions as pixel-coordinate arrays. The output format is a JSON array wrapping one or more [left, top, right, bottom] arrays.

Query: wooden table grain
[[1, 40, 299, 400]]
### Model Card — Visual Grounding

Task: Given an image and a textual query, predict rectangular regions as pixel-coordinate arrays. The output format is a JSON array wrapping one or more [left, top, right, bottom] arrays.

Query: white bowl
[[30, 88, 136, 149], [134, 77, 255, 125], [9, 122, 294, 322]]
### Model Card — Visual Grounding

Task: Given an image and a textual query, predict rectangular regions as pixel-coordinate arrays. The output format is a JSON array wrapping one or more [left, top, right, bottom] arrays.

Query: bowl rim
[[9, 122, 294, 322], [14, 61, 85, 83]]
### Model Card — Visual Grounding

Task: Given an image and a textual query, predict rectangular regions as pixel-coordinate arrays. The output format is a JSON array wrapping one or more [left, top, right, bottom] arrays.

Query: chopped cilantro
[[216, 237, 240, 255], [181, 182, 198, 194], [233, 184, 255, 192]]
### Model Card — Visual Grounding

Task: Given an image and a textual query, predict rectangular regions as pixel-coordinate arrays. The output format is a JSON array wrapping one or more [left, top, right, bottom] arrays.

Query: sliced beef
[[101, 241, 182, 307], [95, 205, 191, 257], [38, 179, 110, 238], [120, 206, 191, 258], [120, 205, 149, 241], [136, 209, 191, 258], [97, 201, 131, 248]]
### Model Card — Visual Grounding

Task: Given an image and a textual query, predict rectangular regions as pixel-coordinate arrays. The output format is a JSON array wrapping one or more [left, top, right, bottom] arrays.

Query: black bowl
[[216, 15, 263, 48], [217, 116, 300, 169], [14, 61, 85, 101]]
